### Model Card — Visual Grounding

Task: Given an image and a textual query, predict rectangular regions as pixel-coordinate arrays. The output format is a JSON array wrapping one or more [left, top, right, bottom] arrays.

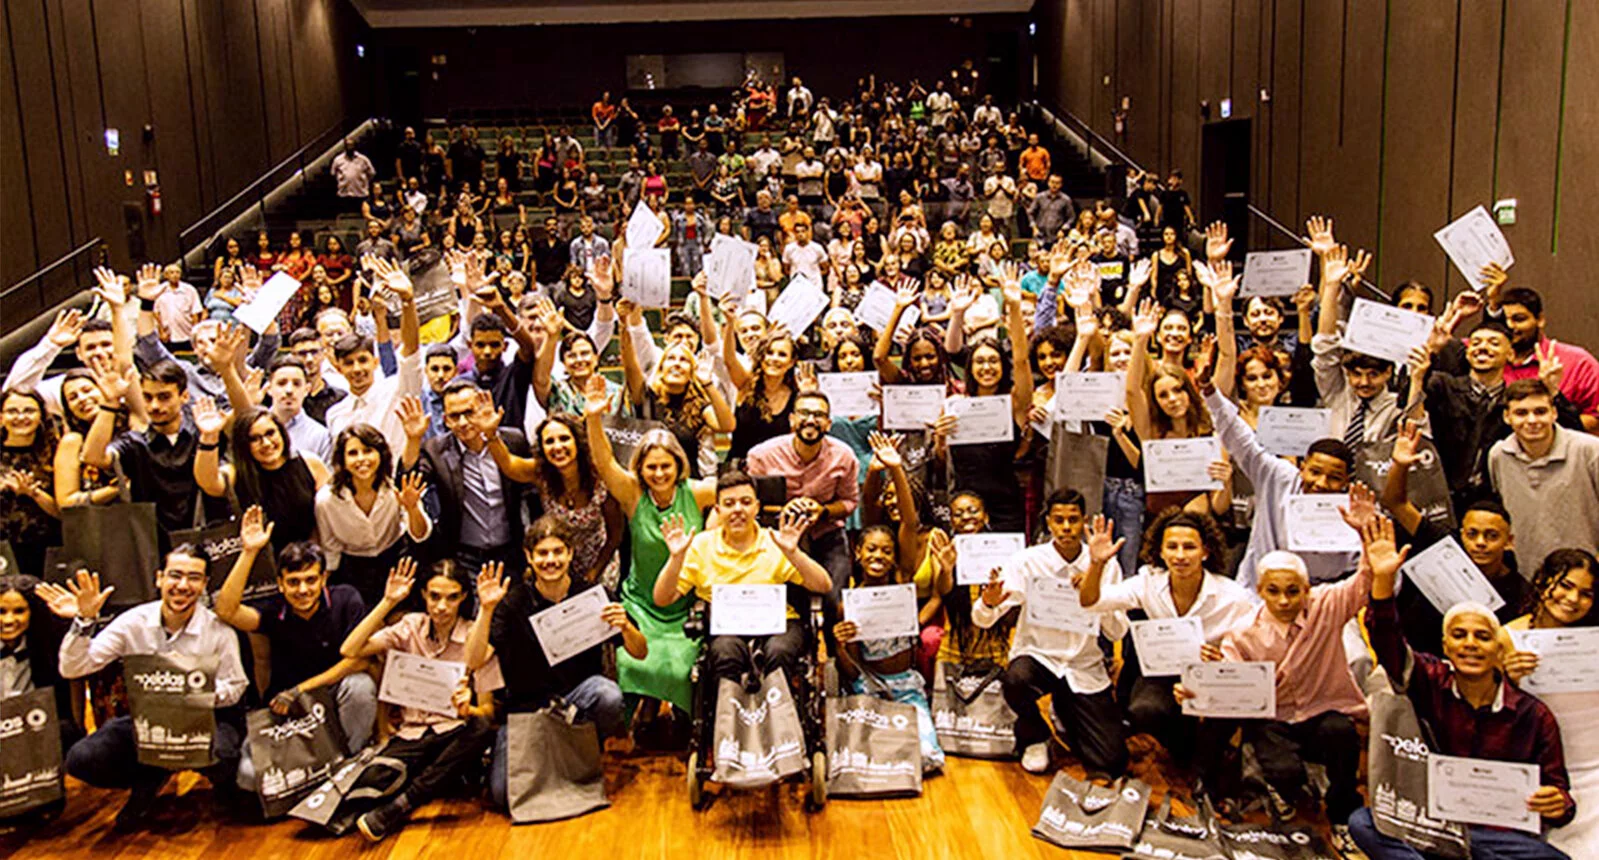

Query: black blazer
[[410, 429, 540, 561]]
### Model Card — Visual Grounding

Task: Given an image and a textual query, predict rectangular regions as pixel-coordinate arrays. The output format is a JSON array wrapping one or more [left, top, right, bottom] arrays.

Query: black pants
[[1245, 711, 1363, 821], [65, 712, 243, 796], [359, 719, 495, 809], [707, 619, 807, 684], [1001, 656, 1127, 776], [1125, 674, 1233, 777]]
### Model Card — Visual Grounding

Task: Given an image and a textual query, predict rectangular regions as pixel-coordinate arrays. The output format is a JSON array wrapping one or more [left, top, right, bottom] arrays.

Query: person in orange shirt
[[592, 91, 619, 149], [1019, 133, 1051, 183]]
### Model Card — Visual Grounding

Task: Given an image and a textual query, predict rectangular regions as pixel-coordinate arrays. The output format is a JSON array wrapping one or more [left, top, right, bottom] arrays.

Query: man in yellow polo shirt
[[654, 470, 832, 684]]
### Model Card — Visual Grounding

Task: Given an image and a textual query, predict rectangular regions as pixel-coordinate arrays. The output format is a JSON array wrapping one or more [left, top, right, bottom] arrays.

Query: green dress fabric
[[617, 481, 704, 712]]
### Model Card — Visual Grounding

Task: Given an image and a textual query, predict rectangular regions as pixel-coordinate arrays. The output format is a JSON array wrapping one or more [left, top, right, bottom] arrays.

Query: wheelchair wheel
[[806, 750, 828, 810], [687, 751, 709, 810]]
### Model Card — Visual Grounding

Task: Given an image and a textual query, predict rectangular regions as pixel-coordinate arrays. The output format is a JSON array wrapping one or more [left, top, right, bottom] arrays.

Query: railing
[[1030, 100, 1145, 176], [0, 237, 105, 331], [177, 117, 362, 262]]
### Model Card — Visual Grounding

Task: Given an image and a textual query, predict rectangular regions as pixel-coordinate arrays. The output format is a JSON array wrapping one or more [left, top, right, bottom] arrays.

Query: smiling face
[[1245, 298, 1283, 339], [1, 393, 43, 442], [562, 337, 597, 380], [761, 338, 796, 379], [159, 553, 210, 617], [736, 313, 768, 352], [1035, 340, 1066, 379], [855, 530, 898, 584], [1106, 337, 1134, 372], [1158, 312, 1191, 356], [969, 344, 1005, 392], [334, 348, 379, 396], [657, 345, 695, 391], [247, 414, 287, 467], [1257, 569, 1309, 624], [525, 535, 574, 584], [1240, 357, 1282, 407], [1344, 364, 1391, 400], [1158, 525, 1207, 579], [1152, 374, 1190, 421], [539, 420, 577, 470], [1505, 392, 1556, 449], [790, 394, 831, 444], [1541, 563, 1596, 626], [716, 483, 759, 537], [907, 339, 941, 381], [62, 377, 103, 423], [638, 447, 681, 494], [1465, 328, 1513, 373], [835, 341, 866, 373], [1441, 611, 1501, 679], [1501, 303, 1542, 353], [0, 590, 29, 645], [1459, 509, 1512, 572], [75, 328, 115, 367], [278, 563, 327, 615], [823, 312, 856, 347], [341, 435, 382, 483], [950, 494, 989, 534]]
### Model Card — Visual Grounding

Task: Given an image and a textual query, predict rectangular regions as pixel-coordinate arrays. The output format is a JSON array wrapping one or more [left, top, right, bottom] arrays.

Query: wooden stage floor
[[2, 737, 1222, 860]]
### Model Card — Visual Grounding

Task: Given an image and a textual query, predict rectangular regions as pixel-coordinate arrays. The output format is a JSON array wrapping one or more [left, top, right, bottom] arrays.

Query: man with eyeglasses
[[49, 549, 249, 829], [287, 328, 348, 425], [745, 390, 860, 623]]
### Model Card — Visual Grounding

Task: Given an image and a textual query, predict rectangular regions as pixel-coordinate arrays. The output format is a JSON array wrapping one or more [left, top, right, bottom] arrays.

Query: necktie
[[1344, 398, 1368, 450]]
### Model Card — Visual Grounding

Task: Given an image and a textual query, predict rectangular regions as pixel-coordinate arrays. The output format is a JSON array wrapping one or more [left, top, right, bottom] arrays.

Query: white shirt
[[324, 347, 422, 458], [972, 542, 1125, 693], [782, 240, 828, 284], [283, 410, 333, 462], [314, 483, 433, 569], [332, 151, 376, 198], [59, 601, 248, 707], [749, 147, 782, 179], [972, 104, 1003, 128], [404, 188, 428, 215], [153, 282, 204, 342], [1089, 565, 1258, 641]]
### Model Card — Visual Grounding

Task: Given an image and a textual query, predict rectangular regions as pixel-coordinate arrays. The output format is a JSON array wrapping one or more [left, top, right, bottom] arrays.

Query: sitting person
[[1347, 517, 1576, 859], [465, 516, 646, 813], [55, 552, 249, 829], [338, 558, 501, 842], [652, 469, 832, 686], [215, 507, 378, 796], [974, 490, 1128, 777], [832, 525, 945, 774], [1, 573, 83, 824]]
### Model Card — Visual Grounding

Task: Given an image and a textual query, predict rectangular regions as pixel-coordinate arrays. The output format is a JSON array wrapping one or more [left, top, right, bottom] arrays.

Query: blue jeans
[[488, 675, 625, 811], [1104, 477, 1145, 576], [1347, 808, 1570, 860], [236, 673, 379, 791]]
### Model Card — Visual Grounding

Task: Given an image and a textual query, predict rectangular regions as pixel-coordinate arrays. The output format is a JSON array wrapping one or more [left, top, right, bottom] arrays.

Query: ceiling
[[349, 0, 1033, 28]]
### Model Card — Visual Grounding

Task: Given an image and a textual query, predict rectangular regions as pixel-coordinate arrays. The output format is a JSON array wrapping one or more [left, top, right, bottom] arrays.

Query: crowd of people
[[1, 69, 1597, 860]]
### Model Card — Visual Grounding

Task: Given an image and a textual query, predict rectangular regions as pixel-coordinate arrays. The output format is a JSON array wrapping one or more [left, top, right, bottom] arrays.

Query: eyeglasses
[[794, 409, 829, 420], [162, 570, 208, 586]]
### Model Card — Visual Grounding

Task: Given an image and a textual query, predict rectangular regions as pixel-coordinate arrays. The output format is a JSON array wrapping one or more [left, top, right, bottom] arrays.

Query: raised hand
[[476, 561, 508, 609], [997, 260, 1023, 305], [660, 513, 695, 557], [240, 505, 274, 553], [979, 568, 1010, 607], [240, 264, 264, 294], [1358, 515, 1410, 584], [1406, 345, 1432, 380], [34, 580, 83, 619], [192, 395, 227, 439], [64, 569, 114, 620], [1391, 418, 1422, 469], [1536, 339, 1566, 396], [773, 505, 811, 552], [794, 361, 819, 393], [1129, 257, 1153, 289], [600, 602, 634, 632], [203, 323, 248, 371], [928, 528, 957, 574], [534, 297, 564, 337], [949, 276, 980, 313], [591, 255, 615, 301], [1086, 514, 1125, 565], [1131, 297, 1159, 339], [366, 255, 414, 300], [1321, 244, 1352, 286], [93, 364, 134, 404], [1305, 216, 1336, 257], [1338, 481, 1377, 534], [583, 373, 613, 417], [1104, 407, 1131, 433], [1292, 284, 1317, 313], [397, 471, 427, 511], [1210, 260, 1238, 304], [894, 279, 920, 308], [384, 557, 417, 604], [467, 389, 505, 441], [1204, 221, 1233, 262], [91, 267, 127, 308], [1478, 261, 1509, 302], [134, 263, 164, 301], [397, 394, 431, 440], [242, 366, 266, 406], [46, 308, 86, 347]]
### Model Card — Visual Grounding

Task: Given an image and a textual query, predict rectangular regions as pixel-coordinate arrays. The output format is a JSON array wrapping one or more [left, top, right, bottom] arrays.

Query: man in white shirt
[[748, 136, 783, 185], [926, 81, 956, 128], [325, 257, 422, 456], [810, 100, 836, 147], [3, 309, 116, 415], [152, 264, 204, 350], [972, 490, 1128, 776], [786, 77, 813, 120], [972, 94, 1003, 130], [781, 221, 830, 286], [331, 138, 376, 208], [402, 176, 429, 215], [49, 555, 249, 829]]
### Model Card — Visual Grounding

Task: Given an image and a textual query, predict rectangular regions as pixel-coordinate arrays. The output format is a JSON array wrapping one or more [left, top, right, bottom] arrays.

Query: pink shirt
[[1503, 336, 1599, 419], [1220, 569, 1370, 723], [745, 435, 860, 538], [370, 612, 503, 740]]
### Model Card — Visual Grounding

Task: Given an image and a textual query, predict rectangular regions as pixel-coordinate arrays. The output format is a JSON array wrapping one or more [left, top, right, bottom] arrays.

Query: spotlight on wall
[[357, 44, 365, 58]]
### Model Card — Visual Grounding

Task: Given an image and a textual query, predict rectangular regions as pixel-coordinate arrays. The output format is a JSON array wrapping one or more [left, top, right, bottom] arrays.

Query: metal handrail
[[1032, 100, 1148, 177], [1248, 204, 1386, 300], [1, 237, 103, 302]]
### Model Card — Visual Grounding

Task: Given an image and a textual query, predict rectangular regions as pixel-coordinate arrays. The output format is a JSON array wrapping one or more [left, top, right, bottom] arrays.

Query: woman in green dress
[[582, 375, 718, 737]]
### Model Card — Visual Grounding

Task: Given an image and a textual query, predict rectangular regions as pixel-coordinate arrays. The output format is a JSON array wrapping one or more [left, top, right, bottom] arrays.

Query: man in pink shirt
[[1497, 286, 1599, 431]]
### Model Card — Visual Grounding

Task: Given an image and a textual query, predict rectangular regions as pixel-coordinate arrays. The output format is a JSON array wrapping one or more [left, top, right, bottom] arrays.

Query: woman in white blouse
[[315, 423, 432, 607]]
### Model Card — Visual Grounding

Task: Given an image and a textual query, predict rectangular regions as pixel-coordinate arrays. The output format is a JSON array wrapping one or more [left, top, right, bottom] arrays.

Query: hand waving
[[384, 557, 417, 604], [46, 308, 86, 347], [397, 471, 427, 511], [660, 513, 695, 557], [476, 561, 509, 609], [192, 395, 228, 439], [1085, 514, 1125, 566], [240, 505, 274, 553], [1305, 216, 1336, 257], [397, 394, 431, 440], [867, 431, 904, 470]]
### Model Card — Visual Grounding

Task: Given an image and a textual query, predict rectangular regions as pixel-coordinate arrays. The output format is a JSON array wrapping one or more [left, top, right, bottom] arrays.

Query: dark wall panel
[[1377, 0, 1455, 290], [8, 0, 74, 269], [1493, 0, 1565, 293], [1, 5, 38, 285], [141, 0, 204, 254]]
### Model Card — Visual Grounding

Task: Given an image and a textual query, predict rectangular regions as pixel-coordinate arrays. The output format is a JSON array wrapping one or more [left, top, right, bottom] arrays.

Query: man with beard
[[1493, 285, 1599, 431]]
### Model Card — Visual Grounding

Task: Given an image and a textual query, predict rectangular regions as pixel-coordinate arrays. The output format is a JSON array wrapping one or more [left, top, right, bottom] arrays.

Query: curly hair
[[646, 342, 713, 435], [738, 333, 798, 422], [1137, 507, 1229, 571], [532, 413, 597, 501], [1524, 548, 1598, 627]]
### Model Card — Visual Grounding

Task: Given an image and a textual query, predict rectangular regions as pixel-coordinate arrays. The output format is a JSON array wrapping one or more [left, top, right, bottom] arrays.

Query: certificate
[[1024, 575, 1098, 636], [953, 533, 1026, 586], [1142, 436, 1224, 493], [1052, 372, 1126, 422], [881, 385, 944, 431], [622, 247, 672, 309], [1399, 537, 1506, 615], [1131, 617, 1206, 677], [1433, 205, 1514, 291], [705, 234, 756, 299], [378, 652, 466, 717], [889, 304, 920, 344], [528, 585, 619, 666], [1284, 494, 1361, 552], [1342, 298, 1434, 365], [944, 396, 1015, 446], [1427, 754, 1540, 834], [1507, 628, 1599, 694], [233, 272, 302, 334], [1239, 249, 1314, 297], [817, 371, 878, 418], [852, 283, 899, 332], [625, 200, 666, 249], [842, 583, 920, 642], [1180, 662, 1276, 719], [1255, 406, 1331, 457], [710, 584, 787, 636], [767, 274, 829, 335]]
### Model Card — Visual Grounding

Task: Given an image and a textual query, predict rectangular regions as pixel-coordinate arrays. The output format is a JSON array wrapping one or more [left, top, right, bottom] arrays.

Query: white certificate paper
[[1255, 407, 1331, 457], [622, 247, 672, 309], [625, 200, 666, 249], [852, 283, 899, 332], [528, 585, 619, 666], [1180, 662, 1276, 719], [881, 385, 944, 431], [1508, 628, 1599, 694], [705, 234, 757, 299], [1052, 372, 1126, 422], [945, 395, 1015, 445], [1142, 436, 1224, 493], [1284, 494, 1361, 552], [767, 274, 829, 335], [842, 583, 920, 642], [1427, 754, 1540, 834], [1433, 205, 1514, 291], [1342, 298, 1435, 365], [953, 533, 1027, 586], [1024, 575, 1098, 636], [1131, 617, 1206, 677], [710, 584, 787, 636], [817, 371, 878, 418], [378, 652, 466, 716], [1399, 537, 1507, 614], [233, 272, 302, 334], [1240, 248, 1314, 298]]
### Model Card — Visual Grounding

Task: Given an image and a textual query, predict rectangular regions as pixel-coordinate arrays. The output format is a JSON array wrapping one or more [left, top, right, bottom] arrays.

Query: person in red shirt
[[591, 91, 618, 149]]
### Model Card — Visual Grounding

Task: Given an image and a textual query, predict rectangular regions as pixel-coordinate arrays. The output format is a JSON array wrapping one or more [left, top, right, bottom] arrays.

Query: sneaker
[[356, 797, 411, 843], [112, 784, 161, 832], [1021, 742, 1053, 774], [1264, 785, 1297, 822], [1330, 824, 1368, 859]]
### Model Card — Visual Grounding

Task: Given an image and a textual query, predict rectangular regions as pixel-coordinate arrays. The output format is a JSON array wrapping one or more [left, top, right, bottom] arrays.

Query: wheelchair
[[681, 585, 830, 811]]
